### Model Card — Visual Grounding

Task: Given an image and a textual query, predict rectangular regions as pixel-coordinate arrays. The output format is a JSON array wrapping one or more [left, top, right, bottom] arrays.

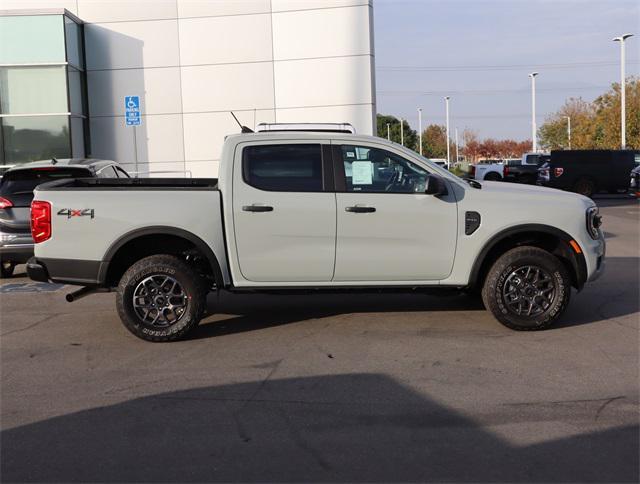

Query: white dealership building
[[0, 0, 376, 176]]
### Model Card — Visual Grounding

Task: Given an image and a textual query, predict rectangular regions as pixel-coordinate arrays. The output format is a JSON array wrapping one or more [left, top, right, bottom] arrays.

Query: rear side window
[[243, 144, 323, 192], [0, 168, 91, 207]]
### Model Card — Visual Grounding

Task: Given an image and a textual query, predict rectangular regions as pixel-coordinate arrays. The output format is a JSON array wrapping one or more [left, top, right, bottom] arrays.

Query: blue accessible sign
[[125, 95, 141, 126]]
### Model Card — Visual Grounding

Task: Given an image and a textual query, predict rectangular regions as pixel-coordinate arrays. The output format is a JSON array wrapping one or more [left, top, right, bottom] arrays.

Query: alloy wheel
[[132, 275, 187, 326], [502, 265, 556, 317]]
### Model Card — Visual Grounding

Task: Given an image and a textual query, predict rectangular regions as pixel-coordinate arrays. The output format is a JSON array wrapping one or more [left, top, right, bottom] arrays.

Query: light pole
[[455, 127, 459, 164], [529, 72, 538, 152], [397, 117, 404, 146], [565, 116, 571, 149], [444, 96, 451, 169], [387, 123, 390, 141], [613, 33, 634, 149], [417, 108, 423, 155]]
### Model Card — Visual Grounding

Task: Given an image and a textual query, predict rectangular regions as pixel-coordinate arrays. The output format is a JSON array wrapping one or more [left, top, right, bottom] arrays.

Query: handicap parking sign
[[125, 95, 141, 126]]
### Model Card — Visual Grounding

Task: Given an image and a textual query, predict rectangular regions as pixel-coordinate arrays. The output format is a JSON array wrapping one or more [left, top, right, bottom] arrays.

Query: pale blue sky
[[374, 0, 640, 140]]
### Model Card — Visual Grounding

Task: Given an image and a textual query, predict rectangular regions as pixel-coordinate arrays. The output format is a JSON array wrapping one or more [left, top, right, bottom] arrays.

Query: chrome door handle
[[345, 206, 376, 213], [242, 205, 273, 212]]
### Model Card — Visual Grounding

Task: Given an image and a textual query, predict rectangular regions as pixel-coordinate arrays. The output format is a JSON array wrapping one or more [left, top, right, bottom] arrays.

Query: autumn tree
[[538, 97, 595, 150], [539, 77, 639, 150]]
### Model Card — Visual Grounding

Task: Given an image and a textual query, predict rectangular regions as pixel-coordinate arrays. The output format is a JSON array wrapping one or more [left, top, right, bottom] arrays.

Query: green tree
[[376, 114, 418, 150], [420, 124, 448, 158]]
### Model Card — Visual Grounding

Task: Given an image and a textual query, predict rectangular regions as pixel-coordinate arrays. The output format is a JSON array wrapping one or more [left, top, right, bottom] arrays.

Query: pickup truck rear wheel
[[573, 178, 595, 197], [116, 255, 207, 342], [481, 246, 571, 331]]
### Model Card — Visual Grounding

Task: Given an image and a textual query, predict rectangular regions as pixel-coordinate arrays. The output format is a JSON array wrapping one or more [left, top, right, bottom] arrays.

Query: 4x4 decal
[[57, 208, 95, 219]]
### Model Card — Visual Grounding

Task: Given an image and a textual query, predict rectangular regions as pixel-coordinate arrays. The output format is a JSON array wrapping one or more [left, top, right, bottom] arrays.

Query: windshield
[[391, 143, 467, 188], [0, 168, 91, 207]]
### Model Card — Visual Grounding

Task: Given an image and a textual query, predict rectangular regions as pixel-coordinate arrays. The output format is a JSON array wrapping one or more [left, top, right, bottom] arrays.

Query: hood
[[475, 180, 594, 207]]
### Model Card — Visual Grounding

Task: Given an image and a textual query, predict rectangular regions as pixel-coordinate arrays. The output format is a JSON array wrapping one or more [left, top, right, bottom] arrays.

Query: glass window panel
[[341, 145, 430, 193], [0, 15, 65, 64], [64, 17, 84, 69], [0, 66, 68, 114], [68, 68, 84, 115], [243, 144, 323, 192], [70, 116, 85, 158], [1, 115, 70, 163]]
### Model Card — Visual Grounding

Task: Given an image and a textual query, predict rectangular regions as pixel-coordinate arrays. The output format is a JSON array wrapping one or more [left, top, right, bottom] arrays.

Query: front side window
[[341, 145, 429, 193], [243, 144, 323, 192]]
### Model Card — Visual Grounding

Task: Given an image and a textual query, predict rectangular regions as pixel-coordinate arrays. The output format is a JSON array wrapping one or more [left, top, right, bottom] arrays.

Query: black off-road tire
[[481, 246, 571, 331], [573, 178, 595, 197], [1, 261, 16, 278], [484, 172, 502, 181], [116, 254, 207, 342]]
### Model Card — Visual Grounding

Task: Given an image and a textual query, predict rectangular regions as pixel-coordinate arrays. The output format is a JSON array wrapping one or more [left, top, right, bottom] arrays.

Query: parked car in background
[[469, 159, 504, 181], [26, 126, 605, 341], [504, 152, 550, 184], [0, 159, 129, 277], [629, 164, 640, 197], [538, 150, 639, 197]]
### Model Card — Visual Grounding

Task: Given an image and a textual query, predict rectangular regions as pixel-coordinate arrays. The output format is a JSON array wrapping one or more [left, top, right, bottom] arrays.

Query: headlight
[[586, 206, 602, 239]]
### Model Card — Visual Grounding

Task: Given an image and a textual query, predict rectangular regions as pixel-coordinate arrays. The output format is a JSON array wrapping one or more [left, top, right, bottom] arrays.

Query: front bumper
[[585, 230, 606, 283]]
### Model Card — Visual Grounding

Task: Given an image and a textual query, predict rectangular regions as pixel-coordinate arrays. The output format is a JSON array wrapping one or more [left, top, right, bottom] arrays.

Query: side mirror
[[425, 174, 448, 196]]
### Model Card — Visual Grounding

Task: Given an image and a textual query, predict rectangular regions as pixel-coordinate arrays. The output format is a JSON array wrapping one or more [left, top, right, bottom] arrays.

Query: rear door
[[232, 141, 336, 283], [333, 143, 458, 282]]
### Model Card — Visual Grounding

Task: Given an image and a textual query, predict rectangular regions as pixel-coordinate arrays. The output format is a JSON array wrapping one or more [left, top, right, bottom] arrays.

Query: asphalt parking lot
[[1, 196, 638, 482]]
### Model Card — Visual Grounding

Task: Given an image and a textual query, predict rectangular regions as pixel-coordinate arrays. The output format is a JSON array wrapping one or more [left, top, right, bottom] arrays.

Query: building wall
[[0, 0, 376, 176]]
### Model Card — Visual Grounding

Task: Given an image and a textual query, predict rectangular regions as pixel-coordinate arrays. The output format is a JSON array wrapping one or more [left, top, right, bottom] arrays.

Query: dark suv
[[0, 158, 129, 277]]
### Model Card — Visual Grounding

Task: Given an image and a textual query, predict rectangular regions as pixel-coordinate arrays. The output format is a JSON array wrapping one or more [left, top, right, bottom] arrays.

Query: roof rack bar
[[256, 123, 356, 134]]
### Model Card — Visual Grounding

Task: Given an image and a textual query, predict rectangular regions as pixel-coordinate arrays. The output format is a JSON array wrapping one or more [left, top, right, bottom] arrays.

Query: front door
[[333, 143, 458, 282], [232, 141, 336, 283]]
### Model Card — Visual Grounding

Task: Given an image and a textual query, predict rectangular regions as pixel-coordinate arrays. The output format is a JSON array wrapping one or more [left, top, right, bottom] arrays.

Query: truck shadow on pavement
[[194, 256, 638, 339], [1, 373, 637, 482]]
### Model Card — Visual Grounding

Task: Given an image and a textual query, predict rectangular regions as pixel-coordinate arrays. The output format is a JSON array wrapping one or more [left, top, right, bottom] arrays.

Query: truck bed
[[30, 178, 228, 286]]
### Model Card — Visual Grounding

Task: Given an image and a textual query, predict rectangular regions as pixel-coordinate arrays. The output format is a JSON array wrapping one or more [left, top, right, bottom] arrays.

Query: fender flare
[[468, 223, 588, 290], [97, 226, 224, 286]]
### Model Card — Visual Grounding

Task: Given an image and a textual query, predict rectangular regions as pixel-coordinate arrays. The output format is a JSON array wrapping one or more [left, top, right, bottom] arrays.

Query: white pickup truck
[[27, 127, 605, 341]]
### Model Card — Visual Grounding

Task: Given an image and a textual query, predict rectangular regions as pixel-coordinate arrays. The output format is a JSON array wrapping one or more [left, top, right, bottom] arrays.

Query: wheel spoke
[[503, 265, 556, 319], [133, 274, 188, 327]]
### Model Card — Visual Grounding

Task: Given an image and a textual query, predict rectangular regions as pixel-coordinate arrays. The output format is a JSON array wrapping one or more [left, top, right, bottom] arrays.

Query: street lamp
[[565, 116, 571, 149], [529, 72, 539, 152], [394, 116, 404, 146], [455, 127, 459, 164], [387, 123, 390, 141], [417, 108, 423, 155], [444, 96, 451, 169], [613, 33, 634, 149]]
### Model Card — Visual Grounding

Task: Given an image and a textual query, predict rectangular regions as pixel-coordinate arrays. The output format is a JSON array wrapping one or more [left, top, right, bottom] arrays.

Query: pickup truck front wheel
[[116, 255, 207, 342], [482, 246, 571, 330]]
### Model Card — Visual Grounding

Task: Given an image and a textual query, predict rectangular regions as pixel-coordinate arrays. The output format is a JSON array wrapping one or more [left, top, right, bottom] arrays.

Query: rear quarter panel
[[32, 188, 229, 282]]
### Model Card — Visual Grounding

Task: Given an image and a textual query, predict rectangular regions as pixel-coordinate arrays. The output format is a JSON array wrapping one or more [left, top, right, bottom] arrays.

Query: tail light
[[0, 197, 13, 209], [554, 167, 564, 177], [31, 200, 51, 243], [470, 165, 476, 176], [503, 166, 509, 176]]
